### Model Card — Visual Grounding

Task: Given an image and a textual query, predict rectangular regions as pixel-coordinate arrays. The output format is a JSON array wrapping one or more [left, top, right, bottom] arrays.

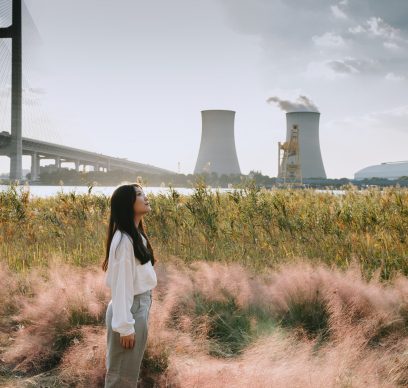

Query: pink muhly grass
[[151, 259, 408, 387], [57, 326, 106, 387], [2, 258, 408, 386], [1, 261, 109, 374]]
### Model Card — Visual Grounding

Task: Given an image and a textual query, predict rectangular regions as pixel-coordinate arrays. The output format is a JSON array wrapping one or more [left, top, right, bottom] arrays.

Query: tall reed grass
[[0, 181, 407, 280]]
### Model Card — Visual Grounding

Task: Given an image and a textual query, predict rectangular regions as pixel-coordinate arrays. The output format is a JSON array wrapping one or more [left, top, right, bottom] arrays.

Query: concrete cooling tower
[[279, 111, 326, 179], [194, 110, 241, 176]]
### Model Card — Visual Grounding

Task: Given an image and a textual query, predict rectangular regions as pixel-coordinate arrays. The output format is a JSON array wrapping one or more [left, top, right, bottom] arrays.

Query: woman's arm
[[110, 236, 135, 337]]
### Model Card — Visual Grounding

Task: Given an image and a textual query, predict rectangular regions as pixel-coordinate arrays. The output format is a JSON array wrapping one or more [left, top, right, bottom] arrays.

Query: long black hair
[[102, 183, 155, 272]]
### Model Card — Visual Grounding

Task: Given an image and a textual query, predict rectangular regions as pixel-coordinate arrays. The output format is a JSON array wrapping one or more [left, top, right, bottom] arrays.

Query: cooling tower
[[283, 111, 326, 179], [194, 110, 241, 175]]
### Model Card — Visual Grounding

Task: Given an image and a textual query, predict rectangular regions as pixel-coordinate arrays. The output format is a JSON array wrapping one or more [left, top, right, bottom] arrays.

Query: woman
[[101, 183, 158, 387]]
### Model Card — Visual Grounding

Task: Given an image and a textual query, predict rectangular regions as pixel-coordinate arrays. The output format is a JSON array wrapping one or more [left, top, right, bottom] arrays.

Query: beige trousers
[[104, 289, 152, 387]]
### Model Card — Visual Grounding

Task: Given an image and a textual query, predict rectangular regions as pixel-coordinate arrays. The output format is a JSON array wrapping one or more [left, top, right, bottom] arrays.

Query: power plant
[[194, 110, 241, 176], [278, 111, 326, 181]]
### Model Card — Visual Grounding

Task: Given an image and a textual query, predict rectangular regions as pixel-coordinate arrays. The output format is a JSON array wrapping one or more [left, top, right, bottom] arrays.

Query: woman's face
[[133, 186, 151, 217]]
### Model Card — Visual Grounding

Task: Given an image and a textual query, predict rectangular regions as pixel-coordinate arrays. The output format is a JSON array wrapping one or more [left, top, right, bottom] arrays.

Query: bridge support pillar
[[95, 163, 100, 172], [107, 159, 111, 172], [74, 160, 80, 172], [9, 0, 23, 181], [55, 156, 61, 169], [30, 151, 40, 181]]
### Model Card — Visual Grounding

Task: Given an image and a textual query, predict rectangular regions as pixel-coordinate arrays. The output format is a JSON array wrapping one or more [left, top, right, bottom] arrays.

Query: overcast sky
[[0, 0, 407, 179]]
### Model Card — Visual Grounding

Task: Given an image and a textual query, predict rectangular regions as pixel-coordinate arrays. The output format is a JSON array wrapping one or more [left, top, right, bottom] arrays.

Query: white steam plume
[[266, 95, 319, 113]]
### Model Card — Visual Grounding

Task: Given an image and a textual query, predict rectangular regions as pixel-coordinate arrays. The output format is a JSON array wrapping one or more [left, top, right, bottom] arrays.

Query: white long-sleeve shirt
[[105, 229, 157, 336]]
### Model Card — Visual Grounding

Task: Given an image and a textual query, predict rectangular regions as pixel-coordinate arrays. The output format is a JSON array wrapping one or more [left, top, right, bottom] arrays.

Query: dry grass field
[[0, 182, 407, 387]]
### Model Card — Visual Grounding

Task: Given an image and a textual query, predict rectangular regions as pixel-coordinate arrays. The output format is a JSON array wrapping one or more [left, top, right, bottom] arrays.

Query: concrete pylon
[[284, 111, 326, 179], [9, 0, 23, 181], [194, 110, 241, 176], [30, 151, 40, 181]]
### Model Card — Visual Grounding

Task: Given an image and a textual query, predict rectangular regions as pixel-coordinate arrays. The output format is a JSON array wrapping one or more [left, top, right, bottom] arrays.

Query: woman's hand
[[120, 333, 135, 349]]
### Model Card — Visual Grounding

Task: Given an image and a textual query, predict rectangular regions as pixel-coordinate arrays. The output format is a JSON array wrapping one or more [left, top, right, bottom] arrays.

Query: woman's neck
[[134, 217, 141, 229]]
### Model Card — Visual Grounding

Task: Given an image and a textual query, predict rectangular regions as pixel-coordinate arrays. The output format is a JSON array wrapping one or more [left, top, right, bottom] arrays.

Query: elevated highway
[[0, 131, 175, 181]]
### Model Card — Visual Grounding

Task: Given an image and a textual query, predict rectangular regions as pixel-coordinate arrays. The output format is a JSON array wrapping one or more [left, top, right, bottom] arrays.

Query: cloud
[[366, 17, 401, 40], [312, 32, 346, 48], [385, 72, 406, 81], [266, 95, 319, 113], [348, 25, 366, 34], [219, 0, 408, 79], [326, 57, 380, 74], [383, 41, 401, 50], [305, 57, 381, 80], [326, 105, 408, 134], [348, 16, 407, 44], [331, 4, 348, 20], [326, 60, 358, 74]]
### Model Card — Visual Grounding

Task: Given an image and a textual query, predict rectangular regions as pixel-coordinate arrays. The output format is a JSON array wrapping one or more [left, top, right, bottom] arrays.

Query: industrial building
[[278, 111, 327, 181], [194, 110, 241, 176], [354, 161, 408, 180]]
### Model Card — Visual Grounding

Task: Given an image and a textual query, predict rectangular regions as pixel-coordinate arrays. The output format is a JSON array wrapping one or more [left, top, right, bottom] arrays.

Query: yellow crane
[[278, 125, 303, 186]]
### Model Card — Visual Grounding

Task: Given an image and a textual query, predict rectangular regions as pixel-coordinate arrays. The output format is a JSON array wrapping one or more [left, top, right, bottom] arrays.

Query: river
[[0, 184, 347, 197]]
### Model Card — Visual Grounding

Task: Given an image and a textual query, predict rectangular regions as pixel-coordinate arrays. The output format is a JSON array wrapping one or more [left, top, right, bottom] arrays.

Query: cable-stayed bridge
[[0, 0, 175, 182]]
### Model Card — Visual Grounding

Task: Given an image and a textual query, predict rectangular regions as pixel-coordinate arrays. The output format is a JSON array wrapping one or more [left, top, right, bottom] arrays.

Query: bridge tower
[[0, 0, 23, 181]]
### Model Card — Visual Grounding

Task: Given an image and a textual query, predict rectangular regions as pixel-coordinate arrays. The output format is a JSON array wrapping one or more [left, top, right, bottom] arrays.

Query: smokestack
[[284, 111, 326, 179], [194, 110, 241, 176]]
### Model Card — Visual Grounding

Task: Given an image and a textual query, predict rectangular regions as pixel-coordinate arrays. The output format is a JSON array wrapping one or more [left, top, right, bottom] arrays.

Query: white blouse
[[105, 229, 157, 336]]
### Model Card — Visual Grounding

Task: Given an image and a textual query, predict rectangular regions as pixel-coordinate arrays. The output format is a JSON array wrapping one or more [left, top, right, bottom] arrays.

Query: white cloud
[[348, 25, 366, 34], [348, 17, 406, 43], [312, 32, 346, 48], [305, 56, 381, 80], [305, 60, 352, 80], [366, 17, 400, 40], [327, 57, 379, 74], [383, 41, 401, 50], [331, 5, 348, 20], [327, 105, 408, 133], [305, 60, 342, 80], [219, 0, 407, 82], [385, 72, 405, 81]]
